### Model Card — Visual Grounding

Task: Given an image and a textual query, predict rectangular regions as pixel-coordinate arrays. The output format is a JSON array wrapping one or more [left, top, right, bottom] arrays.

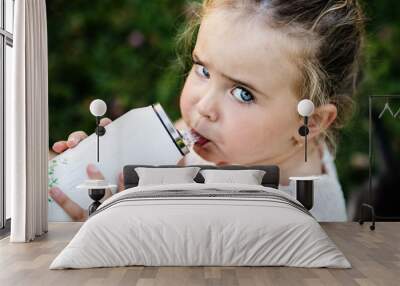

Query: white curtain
[[7, 0, 48, 242]]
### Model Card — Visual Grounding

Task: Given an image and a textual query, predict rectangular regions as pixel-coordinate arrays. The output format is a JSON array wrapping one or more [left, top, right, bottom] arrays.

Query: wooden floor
[[0, 222, 399, 286]]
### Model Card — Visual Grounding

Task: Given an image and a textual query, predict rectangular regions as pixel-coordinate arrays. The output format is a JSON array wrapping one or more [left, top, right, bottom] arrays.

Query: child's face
[[180, 9, 304, 165]]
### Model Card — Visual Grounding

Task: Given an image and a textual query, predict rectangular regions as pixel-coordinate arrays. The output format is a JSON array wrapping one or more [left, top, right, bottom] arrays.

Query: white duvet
[[50, 183, 351, 269]]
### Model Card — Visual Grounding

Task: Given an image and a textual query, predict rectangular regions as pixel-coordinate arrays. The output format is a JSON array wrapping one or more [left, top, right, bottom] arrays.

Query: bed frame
[[123, 165, 280, 189]]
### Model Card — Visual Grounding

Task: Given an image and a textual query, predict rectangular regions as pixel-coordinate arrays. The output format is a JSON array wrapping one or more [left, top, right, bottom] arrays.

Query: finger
[[52, 141, 68, 153], [177, 157, 186, 166], [87, 164, 112, 199], [86, 164, 105, 180], [100, 117, 112, 127], [117, 172, 124, 193], [49, 187, 87, 221], [67, 131, 88, 148], [102, 189, 113, 201]]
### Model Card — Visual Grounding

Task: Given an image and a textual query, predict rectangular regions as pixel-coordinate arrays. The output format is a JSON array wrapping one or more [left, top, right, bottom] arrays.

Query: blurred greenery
[[47, 1, 400, 198], [336, 0, 400, 198], [47, 0, 189, 143]]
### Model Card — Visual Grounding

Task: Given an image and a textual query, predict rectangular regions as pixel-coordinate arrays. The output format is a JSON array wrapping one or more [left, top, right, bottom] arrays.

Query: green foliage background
[[47, 0, 189, 142], [47, 0, 400, 197]]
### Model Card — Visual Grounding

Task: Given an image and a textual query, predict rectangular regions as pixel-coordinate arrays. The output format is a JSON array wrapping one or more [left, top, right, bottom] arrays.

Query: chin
[[193, 144, 228, 165], [196, 147, 257, 166]]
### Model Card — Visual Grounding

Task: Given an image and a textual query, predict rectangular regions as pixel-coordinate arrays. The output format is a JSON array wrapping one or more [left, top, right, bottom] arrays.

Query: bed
[[49, 165, 350, 269]]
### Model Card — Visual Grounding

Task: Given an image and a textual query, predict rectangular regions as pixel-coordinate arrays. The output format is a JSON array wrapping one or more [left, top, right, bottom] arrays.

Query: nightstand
[[289, 176, 320, 210]]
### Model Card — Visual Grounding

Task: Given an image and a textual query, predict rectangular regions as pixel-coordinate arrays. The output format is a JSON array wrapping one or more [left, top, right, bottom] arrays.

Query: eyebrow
[[192, 52, 265, 96]]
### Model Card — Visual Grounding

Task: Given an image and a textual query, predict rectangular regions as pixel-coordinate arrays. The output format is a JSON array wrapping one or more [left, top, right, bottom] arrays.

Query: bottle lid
[[152, 103, 190, 156]]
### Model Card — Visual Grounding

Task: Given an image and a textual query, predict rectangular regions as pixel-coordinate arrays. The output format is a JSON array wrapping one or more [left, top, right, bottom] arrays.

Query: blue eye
[[195, 64, 210, 79], [231, 87, 254, 103]]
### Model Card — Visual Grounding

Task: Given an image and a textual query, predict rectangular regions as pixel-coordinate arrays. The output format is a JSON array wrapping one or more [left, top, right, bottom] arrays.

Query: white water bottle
[[48, 103, 197, 221]]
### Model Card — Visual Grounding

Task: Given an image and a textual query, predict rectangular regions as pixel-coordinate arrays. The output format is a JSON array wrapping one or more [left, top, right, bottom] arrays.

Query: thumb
[[86, 164, 105, 180], [86, 164, 112, 198], [117, 172, 125, 193]]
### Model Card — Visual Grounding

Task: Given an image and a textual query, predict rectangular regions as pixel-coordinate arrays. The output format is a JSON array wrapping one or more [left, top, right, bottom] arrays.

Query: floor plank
[[0, 222, 399, 286]]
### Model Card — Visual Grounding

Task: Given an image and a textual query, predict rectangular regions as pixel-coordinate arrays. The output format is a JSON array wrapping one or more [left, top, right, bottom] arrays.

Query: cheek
[[220, 107, 295, 149], [219, 108, 267, 143], [179, 73, 197, 120]]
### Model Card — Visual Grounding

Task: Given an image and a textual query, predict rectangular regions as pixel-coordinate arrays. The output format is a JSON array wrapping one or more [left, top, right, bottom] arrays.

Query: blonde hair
[[175, 0, 365, 156]]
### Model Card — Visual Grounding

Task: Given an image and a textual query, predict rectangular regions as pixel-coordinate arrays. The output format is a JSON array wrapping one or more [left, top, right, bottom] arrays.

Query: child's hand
[[52, 117, 112, 153], [174, 117, 188, 130], [49, 164, 125, 221], [49, 117, 115, 221]]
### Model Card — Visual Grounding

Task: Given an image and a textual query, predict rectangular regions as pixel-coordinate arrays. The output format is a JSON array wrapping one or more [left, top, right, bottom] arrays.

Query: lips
[[190, 128, 210, 146]]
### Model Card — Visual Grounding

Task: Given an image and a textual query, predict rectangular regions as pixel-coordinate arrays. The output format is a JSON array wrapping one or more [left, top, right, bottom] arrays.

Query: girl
[[50, 0, 365, 222]]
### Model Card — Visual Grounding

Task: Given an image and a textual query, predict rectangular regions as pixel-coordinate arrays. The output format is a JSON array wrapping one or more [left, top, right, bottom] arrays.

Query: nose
[[196, 89, 219, 122]]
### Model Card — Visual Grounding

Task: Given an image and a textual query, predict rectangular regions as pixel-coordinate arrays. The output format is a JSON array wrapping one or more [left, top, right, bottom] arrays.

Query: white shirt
[[183, 143, 347, 222], [278, 144, 347, 222]]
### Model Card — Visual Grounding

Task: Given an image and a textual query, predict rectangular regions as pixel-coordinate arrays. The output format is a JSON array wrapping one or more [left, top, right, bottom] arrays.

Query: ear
[[294, 103, 337, 143]]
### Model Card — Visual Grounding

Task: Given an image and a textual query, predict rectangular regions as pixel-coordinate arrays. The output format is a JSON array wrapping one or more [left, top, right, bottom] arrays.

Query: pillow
[[135, 167, 201, 186], [200, 169, 266, 185]]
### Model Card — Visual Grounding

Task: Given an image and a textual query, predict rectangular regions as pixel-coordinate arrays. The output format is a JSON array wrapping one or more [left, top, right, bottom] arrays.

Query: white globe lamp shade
[[90, 99, 107, 117], [297, 99, 314, 117]]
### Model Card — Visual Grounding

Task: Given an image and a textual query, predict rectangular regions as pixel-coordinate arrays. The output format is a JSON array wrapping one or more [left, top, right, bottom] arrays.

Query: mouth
[[190, 128, 211, 147]]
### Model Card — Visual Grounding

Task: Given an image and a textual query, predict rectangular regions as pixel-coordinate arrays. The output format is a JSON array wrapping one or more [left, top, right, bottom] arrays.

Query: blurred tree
[[47, 1, 400, 201], [47, 0, 188, 143], [336, 0, 400, 198]]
